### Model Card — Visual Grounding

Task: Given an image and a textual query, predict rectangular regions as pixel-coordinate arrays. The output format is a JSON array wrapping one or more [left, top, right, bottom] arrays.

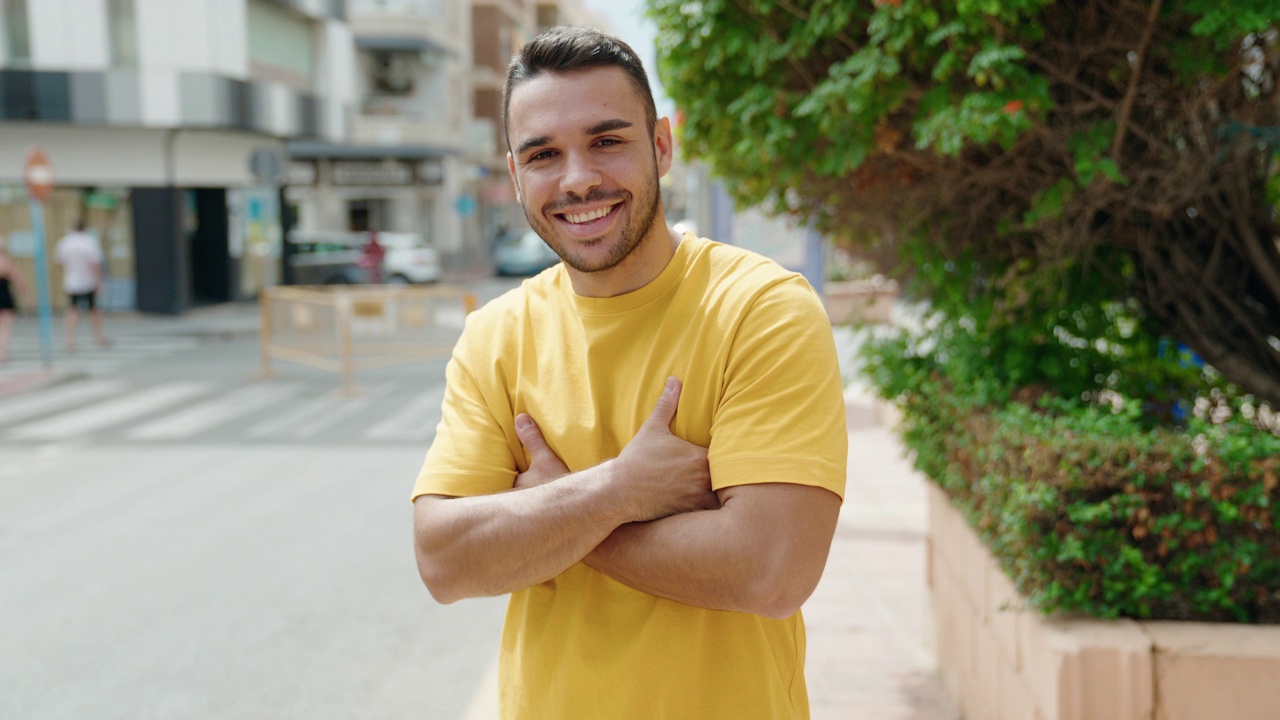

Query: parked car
[[494, 230, 560, 276], [285, 230, 442, 285], [285, 231, 365, 285], [378, 232, 443, 284]]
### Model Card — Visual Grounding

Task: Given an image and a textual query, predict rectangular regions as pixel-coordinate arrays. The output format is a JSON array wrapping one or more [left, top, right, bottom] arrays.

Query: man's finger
[[515, 413, 549, 454], [644, 376, 682, 430]]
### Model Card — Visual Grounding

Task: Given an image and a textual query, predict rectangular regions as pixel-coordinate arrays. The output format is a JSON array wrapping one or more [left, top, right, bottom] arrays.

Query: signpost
[[24, 148, 55, 368]]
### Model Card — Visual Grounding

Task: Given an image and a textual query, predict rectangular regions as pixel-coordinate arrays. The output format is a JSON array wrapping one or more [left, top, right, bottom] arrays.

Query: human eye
[[526, 149, 557, 163]]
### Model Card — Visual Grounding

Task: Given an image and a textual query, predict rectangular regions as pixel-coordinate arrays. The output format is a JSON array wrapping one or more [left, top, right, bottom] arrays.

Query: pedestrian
[[0, 233, 30, 363], [358, 229, 385, 284], [53, 220, 109, 351], [411, 26, 848, 720]]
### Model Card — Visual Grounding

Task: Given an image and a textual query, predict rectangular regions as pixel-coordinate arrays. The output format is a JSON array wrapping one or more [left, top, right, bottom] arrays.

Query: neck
[[567, 220, 681, 298]]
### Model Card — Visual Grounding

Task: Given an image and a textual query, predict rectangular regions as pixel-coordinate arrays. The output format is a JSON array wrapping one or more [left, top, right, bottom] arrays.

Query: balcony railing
[[348, 0, 447, 16]]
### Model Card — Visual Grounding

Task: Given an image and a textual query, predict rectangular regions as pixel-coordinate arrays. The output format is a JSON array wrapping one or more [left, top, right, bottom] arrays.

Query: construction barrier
[[259, 284, 477, 393]]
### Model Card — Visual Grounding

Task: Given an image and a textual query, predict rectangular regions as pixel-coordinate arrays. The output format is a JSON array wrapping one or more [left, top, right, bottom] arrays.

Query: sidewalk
[[802, 383, 958, 719]]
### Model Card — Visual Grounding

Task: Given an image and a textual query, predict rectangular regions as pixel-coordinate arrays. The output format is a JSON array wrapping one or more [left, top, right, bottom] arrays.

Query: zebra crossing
[[0, 376, 448, 446]]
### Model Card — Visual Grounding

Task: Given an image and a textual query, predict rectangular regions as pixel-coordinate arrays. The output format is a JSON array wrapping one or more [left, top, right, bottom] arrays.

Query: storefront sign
[[332, 161, 412, 186]]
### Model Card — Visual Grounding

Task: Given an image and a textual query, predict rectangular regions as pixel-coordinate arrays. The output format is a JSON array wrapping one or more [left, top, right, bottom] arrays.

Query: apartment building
[[284, 0, 478, 269], [0, 0, 355, 314]]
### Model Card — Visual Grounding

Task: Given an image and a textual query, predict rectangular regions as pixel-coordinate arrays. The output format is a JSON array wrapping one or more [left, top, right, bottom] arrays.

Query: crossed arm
[[412, 377, 842, 618]]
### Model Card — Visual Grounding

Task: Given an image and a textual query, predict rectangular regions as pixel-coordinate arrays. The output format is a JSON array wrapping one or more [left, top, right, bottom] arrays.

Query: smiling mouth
[[559, 203, 620, 225]]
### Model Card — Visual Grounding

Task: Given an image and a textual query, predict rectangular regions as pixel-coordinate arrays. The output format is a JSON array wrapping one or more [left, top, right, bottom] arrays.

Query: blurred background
[[0, 0, 813, 317]]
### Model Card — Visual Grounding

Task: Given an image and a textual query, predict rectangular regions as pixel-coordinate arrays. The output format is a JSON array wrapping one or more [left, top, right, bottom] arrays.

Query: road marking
[[247, 383, 395, 439], [0, 379, 128, 426], [362, 382, 445, 440], [8, 381, 211, 440], [126, 383, 304, 440]]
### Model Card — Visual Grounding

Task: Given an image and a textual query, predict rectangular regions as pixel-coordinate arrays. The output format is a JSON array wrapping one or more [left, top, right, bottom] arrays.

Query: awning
[[285, 141, 459, 160]]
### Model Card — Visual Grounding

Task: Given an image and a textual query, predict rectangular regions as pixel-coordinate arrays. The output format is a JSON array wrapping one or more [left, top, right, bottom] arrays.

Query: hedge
[[890, 372, 1280, 622]]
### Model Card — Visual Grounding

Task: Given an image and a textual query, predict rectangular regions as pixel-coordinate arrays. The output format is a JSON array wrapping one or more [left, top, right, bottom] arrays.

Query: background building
[[0, 0, 620, 314], [284, 0, 475, 272], [0, 0, 354, 314]]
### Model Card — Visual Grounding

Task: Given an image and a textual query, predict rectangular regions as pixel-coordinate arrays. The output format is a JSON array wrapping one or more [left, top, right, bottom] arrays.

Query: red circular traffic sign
[[25, 148, 54, 202]]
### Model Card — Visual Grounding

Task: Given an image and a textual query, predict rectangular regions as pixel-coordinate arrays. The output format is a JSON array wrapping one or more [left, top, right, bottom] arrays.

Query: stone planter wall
[[822, 280, 898, 325], [926, 482, 1280, 720]]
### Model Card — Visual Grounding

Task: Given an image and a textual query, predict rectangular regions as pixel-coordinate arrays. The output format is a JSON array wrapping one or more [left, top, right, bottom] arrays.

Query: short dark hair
[[502, 26, 658, 150]]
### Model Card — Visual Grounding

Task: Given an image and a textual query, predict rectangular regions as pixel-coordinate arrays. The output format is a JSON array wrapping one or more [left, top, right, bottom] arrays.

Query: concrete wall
[[927, 483, 1280, 720]]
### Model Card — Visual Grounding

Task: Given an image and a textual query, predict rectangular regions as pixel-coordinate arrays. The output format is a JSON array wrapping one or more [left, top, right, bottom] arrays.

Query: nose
[[559, 150, 602, 198]]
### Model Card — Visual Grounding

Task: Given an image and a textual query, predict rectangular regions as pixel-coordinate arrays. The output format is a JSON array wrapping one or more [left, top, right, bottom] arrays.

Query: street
[[0, 281, 516, 720]]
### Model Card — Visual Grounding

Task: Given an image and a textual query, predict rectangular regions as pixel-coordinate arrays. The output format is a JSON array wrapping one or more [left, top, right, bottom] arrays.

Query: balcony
[[349, 0, 463, 57]]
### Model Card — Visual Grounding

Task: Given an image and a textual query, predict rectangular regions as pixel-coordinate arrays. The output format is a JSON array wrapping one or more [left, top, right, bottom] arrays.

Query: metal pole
[[28, 199, 55, 368], [259, 289, 274, 379]]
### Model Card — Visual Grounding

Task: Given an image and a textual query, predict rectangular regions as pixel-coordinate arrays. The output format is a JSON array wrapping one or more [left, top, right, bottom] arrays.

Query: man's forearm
[[414, 463, 631, 603], [584, 484, 841, 618]]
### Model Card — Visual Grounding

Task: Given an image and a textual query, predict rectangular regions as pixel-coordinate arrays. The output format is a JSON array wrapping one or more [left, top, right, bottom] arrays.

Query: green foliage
[[649, 0, 1280, 408], [864, 352, 1280, 621]]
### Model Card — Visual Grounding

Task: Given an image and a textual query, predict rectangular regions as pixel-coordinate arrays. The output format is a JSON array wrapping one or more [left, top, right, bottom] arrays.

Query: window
[[1, 0, 31, 67], [108, 0, 137, 66], [247, 0, 315, 90]]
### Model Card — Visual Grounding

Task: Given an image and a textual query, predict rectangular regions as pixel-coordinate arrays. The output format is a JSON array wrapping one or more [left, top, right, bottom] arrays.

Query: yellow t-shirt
[[414, 233, 848, 719]]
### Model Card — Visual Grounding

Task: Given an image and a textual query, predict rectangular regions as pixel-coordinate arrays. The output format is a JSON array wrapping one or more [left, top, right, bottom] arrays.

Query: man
[[54, 220, 108, 351], [412, 27, 847, 719]]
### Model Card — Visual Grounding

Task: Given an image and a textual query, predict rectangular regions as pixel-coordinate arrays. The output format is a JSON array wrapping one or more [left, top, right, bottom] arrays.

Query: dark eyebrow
[[514, 135, 551, 157], [513, 119, 634, 158], [586, 119, 633, 135]]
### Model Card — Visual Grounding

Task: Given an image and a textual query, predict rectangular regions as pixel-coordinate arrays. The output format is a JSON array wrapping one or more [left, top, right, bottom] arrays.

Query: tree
[[648, 0, 1280, 409]]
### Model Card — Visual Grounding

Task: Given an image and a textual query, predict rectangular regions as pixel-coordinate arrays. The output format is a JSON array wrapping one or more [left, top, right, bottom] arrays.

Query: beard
[[524, 162, 662, 275]]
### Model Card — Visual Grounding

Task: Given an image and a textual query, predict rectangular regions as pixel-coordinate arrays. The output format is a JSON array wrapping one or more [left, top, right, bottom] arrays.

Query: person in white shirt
[[53, 220, 109, 351]]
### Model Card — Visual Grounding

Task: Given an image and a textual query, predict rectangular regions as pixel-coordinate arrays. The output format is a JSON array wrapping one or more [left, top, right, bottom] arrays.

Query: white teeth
[[564, 206, 613, 224]]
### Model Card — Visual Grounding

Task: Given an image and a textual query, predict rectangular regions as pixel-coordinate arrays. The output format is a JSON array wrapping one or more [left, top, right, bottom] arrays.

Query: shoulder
[[457, 267, 567, 347], [683, 237, 824, 320]]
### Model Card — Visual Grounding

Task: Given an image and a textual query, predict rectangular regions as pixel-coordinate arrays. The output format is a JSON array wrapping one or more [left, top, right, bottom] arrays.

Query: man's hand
[[514, 376, 721, 515], [615, 377, 719, 521], [513, 377, 718, 521], [513, 413, 569, 489]]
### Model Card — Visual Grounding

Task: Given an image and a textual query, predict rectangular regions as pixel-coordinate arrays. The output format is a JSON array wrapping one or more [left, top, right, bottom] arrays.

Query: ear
[[506, 151, 522, 203], [653, 116, 674, 178]]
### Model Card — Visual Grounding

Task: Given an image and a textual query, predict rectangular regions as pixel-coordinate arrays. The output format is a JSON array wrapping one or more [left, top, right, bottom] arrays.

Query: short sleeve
[[707, 277, 848, 499], [411, 317, 518, 500]]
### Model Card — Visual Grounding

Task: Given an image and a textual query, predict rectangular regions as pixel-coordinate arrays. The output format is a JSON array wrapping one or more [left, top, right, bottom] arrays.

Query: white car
[[285, 230, 442, 285], [378, 232, 443, 284]]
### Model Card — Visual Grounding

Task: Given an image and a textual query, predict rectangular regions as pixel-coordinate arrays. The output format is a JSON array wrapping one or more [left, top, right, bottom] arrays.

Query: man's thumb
[[515, 413, 549, 453], [646, 377, 682, 429]]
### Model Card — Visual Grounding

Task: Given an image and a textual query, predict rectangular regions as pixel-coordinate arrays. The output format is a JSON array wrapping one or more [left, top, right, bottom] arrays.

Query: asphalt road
[[0, 283, 517, 720]]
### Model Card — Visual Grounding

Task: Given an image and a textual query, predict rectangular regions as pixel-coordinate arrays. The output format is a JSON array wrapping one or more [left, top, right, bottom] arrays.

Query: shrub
[[864, 336, 1280, 621]]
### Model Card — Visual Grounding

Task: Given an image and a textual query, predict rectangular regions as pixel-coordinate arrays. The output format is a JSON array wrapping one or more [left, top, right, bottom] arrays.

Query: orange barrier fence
[[259, 285, 477, 393]]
